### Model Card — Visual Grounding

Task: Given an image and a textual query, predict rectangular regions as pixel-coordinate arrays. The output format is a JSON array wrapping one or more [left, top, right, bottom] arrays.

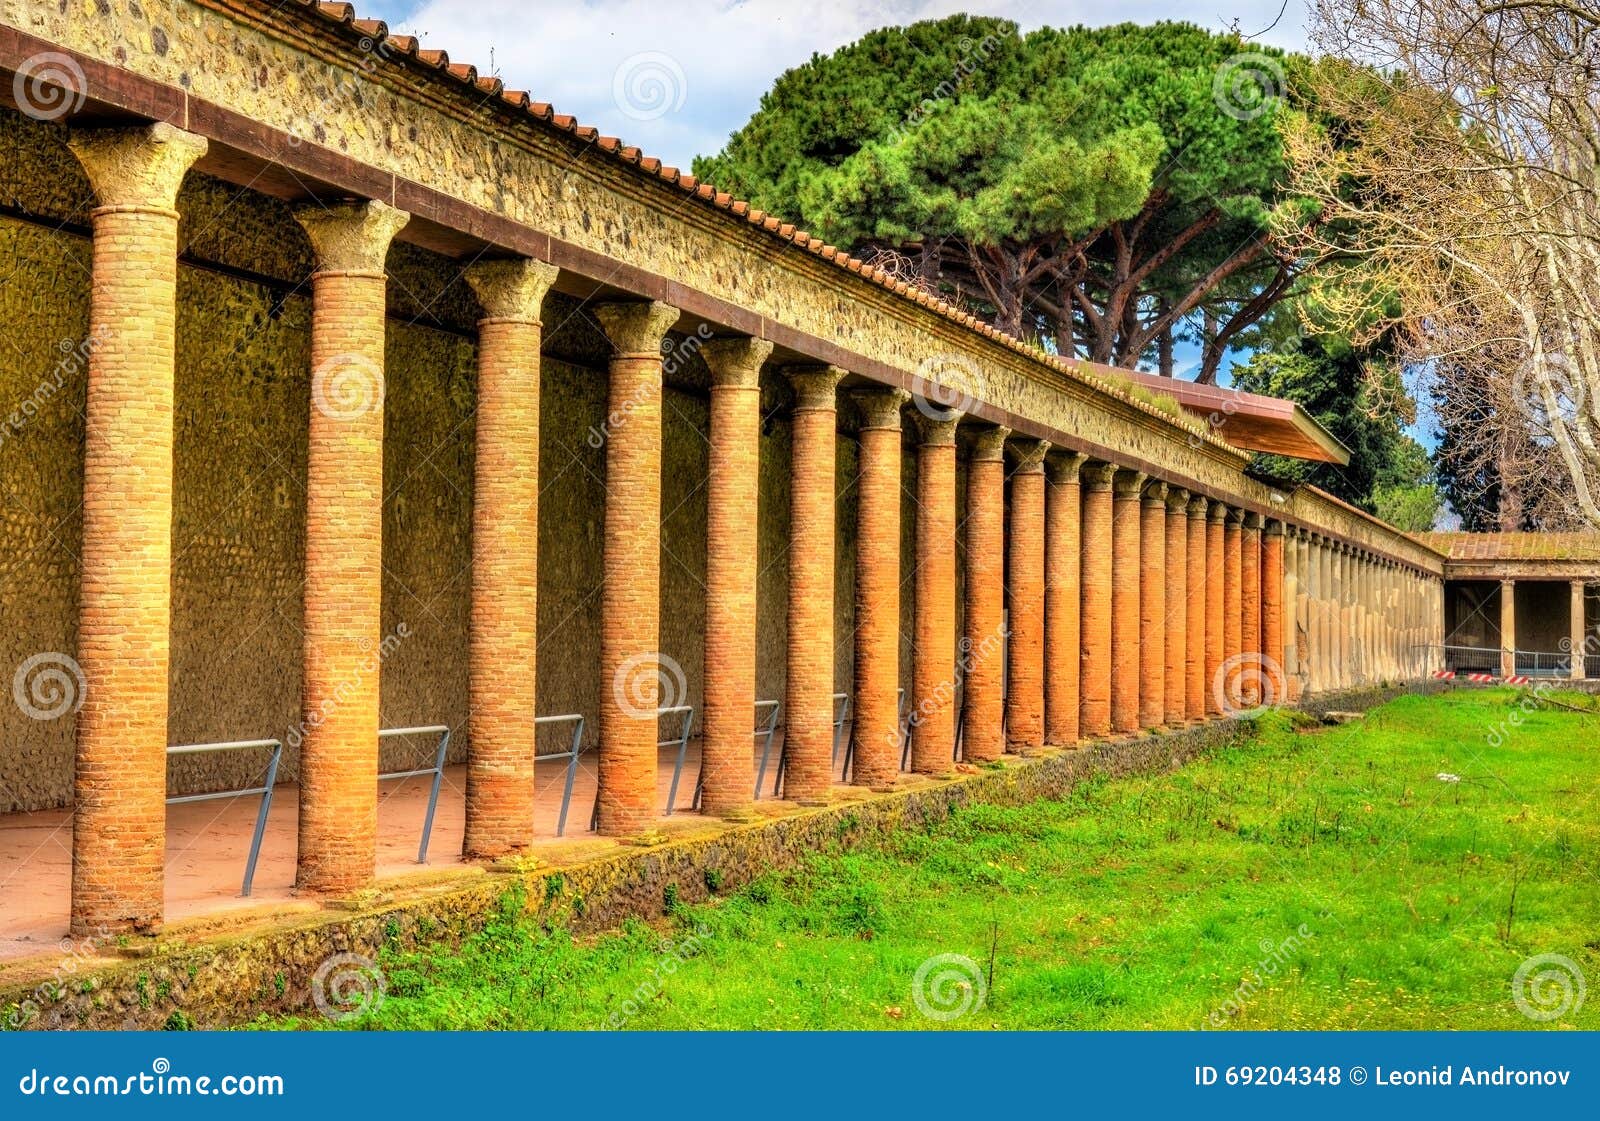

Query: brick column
[[1139, 481, 1167, 730], [64, 124, 206, 934], [1185, 495, 1208, 721], [1302, 535, 1318, 693], [292, 198, 410, 892], [1241, 514, 1262, 705], [963, 426, 1010, 762], [912, 412, 962, 772], [1305, 536, 1324, 694], [1500, 578, 1516, 678], [1321, 541, 1335, 689], [1204, 503, 1226, 715], [1284, 527, 1302, 703], [593, 301, 680, 834], [1079, 464, 1116, 738], [1110, 470, 1146, 734], [1164, 489, 1189, 725], [1005, 439, 1050, 755], [697, 337, 775, 818], [1044, 453, 1085, 745], [1572, 580, 1587, 680], [1223, 510, 1243, 689], [1331, 543, 1344, 690], [784, 366, 846, 803], [852, 388, 908, 789], [461, 257, 559, 857], [1262, 520, 1286, 705]]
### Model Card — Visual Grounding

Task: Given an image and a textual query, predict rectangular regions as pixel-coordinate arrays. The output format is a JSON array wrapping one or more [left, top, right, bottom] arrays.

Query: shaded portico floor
[[0, 734, 868, 961]]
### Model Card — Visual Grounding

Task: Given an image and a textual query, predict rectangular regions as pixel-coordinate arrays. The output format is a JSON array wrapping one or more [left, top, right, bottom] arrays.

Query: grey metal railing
[[752, 699, 783, 799], [534, 713, 585, 837], [166, 738, 282, 897], [377, 724, 451, 863], [659, 705, 697, 815]]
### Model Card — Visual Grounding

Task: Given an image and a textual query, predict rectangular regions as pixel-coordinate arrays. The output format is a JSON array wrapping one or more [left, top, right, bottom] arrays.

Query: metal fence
[[166, 738, 283, 896]]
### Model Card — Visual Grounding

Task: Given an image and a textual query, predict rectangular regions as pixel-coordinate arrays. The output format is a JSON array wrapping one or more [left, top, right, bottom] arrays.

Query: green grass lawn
[[269, 688, 1599, 1030]]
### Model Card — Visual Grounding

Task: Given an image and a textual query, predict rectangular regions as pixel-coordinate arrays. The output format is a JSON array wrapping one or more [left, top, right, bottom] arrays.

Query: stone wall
[[0, 108, 929, 811]]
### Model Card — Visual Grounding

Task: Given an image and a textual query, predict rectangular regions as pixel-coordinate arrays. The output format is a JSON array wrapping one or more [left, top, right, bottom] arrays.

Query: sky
[[360, 0, 1309, 173]]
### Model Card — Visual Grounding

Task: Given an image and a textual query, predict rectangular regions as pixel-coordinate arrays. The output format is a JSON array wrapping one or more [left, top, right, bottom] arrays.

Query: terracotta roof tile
[[1415, 532, 1600, 563], [287, 0, 1235, 452]]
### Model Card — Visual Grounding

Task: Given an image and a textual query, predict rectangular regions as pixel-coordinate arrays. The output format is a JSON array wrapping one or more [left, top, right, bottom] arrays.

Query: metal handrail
[[752, 699, 783, 799], [659, 705, 697, 815], [534, 713, 585, 837], [166, 738, 282, 897], [377, 724, 451, 863]]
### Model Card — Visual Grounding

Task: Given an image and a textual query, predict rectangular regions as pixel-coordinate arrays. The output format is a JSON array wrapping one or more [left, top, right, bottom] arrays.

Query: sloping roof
[[281, 2, 1342, 463], [1415, 532, 1600, 563], [1118, 369, 1351, 464]]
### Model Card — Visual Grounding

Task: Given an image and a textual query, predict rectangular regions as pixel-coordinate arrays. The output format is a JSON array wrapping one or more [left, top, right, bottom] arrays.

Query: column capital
[[294, 198, 410, 274], [1243, 511, 1266, 530], [1142, 480, 1168, 507], [853, 385, 909, 429], [1225, 506, 1246, 525], [700, 336, 774, 389], [1045, 450, 1087, 483], [967, 424, 1012, 462], [1007, 438, 1051, 474], [464, 257, 559, 323], [1111, 468, 1147, 497], [786, 364, 846, 410], [1263, 518, 1286, 537], [1081, 461, 1117, 490], [68, 122, 208, 212], [1207, 499, 1229, 523], [594, 300, 681, 356], [913, 412, 960, 447], [1186, 493, 1210, 519], [1165, 486, 1191, 512]]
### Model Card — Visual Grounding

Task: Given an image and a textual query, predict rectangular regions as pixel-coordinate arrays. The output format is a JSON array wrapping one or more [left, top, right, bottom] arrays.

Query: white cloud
[[370, 0, 1308, 170]]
